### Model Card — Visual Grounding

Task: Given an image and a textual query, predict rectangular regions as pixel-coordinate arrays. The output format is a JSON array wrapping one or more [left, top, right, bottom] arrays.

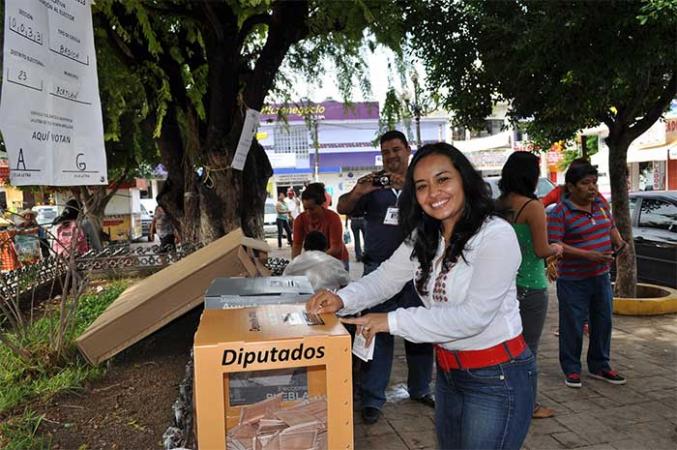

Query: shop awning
[[626, 140, 676, 163]]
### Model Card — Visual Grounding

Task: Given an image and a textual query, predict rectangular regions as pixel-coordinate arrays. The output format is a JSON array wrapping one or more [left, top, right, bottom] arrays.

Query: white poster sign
[[231, 108, 261, 171], [0, 0, 107, 186]]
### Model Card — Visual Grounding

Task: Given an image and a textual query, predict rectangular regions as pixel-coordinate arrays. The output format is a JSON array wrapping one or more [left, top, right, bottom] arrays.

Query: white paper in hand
[[352, 329, 375, 362]]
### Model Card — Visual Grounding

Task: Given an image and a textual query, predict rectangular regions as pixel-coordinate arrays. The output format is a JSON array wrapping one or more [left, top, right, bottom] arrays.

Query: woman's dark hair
[[399, 143, 495, 294], [565, 163, 598, 186], [303, 230, 328, 252], [498, 152, 540, 199], [55, 199, 81, 224], [301, 183, 325, 206]]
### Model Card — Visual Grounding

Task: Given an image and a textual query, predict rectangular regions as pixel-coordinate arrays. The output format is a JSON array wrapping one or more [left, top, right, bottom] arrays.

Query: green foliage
[[0, 282, 127, 415], [0, 409, 50, 450], [409, 0, 677, 143]]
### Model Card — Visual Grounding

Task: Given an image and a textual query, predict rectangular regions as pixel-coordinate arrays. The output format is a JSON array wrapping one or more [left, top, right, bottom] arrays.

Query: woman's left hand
[[341, 313, 389, 346]]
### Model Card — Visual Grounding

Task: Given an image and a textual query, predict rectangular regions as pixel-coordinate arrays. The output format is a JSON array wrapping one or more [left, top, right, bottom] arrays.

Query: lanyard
[[391, 188, 401, 200]]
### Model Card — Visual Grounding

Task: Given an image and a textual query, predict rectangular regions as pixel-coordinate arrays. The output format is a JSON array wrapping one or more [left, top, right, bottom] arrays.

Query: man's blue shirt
[[352, 187, 404, 266]]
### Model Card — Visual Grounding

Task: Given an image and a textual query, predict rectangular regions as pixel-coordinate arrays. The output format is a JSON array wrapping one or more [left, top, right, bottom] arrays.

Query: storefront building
[[259, 100, 448, 205]]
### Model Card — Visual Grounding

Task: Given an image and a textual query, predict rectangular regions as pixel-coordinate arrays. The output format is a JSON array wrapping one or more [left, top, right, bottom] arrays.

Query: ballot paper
[[352, 331, 375, 362], [228, 395, 327, 450]]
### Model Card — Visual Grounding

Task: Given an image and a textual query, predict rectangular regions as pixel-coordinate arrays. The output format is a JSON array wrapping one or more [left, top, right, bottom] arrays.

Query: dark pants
[[557, 274, 613, 376], [350, 217, 366, 260], [276, 218, 292, 248], [435, 349, 536, 450], [159, 234, 176, 253], [517, 286, 548, 406], [359, 262, 434, 409]]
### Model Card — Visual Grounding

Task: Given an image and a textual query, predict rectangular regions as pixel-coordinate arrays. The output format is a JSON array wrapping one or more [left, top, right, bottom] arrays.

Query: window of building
[[274, 125, 310, 157]]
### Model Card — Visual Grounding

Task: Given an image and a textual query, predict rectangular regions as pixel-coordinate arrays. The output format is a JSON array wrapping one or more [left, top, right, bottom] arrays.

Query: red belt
[[436, 335, 527, 371]]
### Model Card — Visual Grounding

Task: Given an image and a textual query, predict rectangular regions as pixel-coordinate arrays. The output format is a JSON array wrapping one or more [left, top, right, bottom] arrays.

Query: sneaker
[[565, 373, 582, 388], [589, 369, 626, 385]]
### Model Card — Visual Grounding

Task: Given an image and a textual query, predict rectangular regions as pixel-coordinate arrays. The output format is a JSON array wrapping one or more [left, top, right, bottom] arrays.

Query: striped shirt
[[547, 195, 614, 280]]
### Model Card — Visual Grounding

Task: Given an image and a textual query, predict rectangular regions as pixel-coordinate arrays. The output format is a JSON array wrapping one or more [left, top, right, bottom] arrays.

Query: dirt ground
[[36, 308, 202, 450]]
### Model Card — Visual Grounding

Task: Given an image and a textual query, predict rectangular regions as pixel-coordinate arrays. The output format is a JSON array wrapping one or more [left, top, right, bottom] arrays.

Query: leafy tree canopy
[[88, 0, 410, 241], [408, 0, 676, 145], [407, 0, 677, 296]]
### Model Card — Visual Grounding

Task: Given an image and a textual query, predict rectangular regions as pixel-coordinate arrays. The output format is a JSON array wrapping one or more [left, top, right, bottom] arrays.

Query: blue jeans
[[517, 286, 548, 406], [359, 263, 433, 409], [350, 217, 366, 260], [557, 274, 613, 375], [435, 348, 536, 450]]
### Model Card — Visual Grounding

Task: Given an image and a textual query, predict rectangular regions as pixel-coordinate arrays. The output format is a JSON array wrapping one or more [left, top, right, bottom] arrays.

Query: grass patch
[[0, 281, 128, 415], [0, 409, 51, 450]]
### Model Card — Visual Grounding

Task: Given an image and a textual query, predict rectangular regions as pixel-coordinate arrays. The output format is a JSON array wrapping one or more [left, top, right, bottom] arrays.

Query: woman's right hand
[[306, 289, 344, 314], [550, 243, 564, 257]]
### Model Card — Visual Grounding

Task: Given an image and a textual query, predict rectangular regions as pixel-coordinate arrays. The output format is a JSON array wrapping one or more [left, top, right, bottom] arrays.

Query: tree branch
[[627, 71, 677, 141], [616, 67, 653, 127], [244, 0, 310, 110], [200, 1, 226, 43]]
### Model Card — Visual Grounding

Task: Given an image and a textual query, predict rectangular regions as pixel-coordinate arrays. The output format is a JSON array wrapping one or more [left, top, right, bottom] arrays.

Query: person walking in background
[[336, 130, 434, 425], [309, 143, 536, 449], [292, 183, 349, 269], [150, 205, 178, 252], [548, 162, 627, 389], [348, 213, 367, 262], [275, 192, 293, 248], [497, 152, 563, 419], [52, 199, 89, 257], [285, 188, 301, 220]]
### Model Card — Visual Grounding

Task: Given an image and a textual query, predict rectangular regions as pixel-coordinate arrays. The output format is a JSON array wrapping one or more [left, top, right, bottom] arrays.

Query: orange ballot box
[[193, 304, 353, 450]]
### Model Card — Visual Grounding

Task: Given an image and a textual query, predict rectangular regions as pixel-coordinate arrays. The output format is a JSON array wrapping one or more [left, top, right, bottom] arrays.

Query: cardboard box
[[204, 276, 314, 309], [194, 304, 353, 450], [76, 228, 269, 364]]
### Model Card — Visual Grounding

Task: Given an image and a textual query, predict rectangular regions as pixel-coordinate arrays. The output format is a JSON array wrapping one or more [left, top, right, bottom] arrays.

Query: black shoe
[[361, 406, 381, 425], [412, 393, 435, 408]]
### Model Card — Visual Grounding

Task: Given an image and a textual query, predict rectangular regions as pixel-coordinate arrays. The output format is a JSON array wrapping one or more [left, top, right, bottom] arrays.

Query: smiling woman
[[306, 142, 537, 450]]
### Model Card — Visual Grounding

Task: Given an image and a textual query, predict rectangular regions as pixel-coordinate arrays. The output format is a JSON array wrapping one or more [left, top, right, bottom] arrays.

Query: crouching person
[[283, 230, 350, 291]]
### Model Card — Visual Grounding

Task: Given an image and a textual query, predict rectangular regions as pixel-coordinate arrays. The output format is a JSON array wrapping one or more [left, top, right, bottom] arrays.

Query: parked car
[[625, 191, 677, 288], [32, 205, 59, 226], [264, 199, 277, 237], [483, 176, 556, 200]]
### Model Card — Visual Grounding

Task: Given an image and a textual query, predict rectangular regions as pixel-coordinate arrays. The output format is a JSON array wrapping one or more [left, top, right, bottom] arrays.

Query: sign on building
[[0, 0, 107, 186]]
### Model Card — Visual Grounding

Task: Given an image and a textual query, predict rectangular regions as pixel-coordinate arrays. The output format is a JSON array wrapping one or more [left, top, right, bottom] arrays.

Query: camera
[[372, 171, 391, 187]]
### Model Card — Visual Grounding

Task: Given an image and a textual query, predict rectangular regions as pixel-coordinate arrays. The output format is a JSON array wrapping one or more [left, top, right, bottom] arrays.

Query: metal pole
[[313, 118, 320, 182], [412, 73, 422, 148]]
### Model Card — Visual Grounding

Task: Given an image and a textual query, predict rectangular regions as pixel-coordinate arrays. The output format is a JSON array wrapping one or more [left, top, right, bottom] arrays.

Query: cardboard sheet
[[76, 228, 269, 364]]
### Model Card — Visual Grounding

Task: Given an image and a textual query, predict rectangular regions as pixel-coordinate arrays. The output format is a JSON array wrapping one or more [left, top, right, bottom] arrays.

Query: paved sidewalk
[[268, 241, 677, 449]]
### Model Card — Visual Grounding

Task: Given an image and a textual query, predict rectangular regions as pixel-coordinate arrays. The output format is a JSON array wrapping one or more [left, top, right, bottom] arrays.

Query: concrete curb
[[613, 283, 677, 315]]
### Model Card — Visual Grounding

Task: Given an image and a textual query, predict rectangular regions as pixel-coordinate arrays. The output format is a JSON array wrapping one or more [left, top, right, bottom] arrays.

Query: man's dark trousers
[[359, 262, 434, 410]]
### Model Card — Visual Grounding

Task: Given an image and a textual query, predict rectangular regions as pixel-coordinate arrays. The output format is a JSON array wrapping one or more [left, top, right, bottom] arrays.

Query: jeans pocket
[[462, 365, 506, 383]]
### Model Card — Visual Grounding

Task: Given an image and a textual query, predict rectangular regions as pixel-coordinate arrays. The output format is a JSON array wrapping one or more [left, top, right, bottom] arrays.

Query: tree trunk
[[606, 136, 637, 298]]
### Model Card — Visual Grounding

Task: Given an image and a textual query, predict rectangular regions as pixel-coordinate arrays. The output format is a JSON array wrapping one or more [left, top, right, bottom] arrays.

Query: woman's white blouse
[[337, 216, 523, 351]]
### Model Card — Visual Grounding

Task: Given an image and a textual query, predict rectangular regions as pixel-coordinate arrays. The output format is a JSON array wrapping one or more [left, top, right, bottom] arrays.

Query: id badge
[[383, 207, 399, 225]]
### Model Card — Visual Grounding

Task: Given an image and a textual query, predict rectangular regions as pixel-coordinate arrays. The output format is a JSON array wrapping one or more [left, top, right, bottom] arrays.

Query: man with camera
[[337, 130, 434, 424]]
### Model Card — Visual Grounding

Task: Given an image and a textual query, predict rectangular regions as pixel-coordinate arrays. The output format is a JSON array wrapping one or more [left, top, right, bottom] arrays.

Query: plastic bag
[[283, 251, 351, 291]]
